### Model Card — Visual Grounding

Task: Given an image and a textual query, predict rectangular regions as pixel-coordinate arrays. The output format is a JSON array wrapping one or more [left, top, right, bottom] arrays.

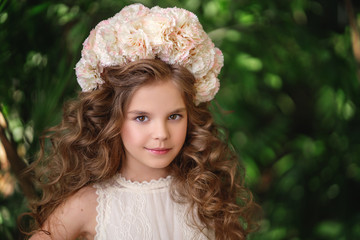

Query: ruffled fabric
[[115, 174, 172, 190], [94, 174, 213, 240]]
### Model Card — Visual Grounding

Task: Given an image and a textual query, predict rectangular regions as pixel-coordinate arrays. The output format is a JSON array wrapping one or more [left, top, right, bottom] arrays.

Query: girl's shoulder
[[30, 186, 98, 240], [68, 185, 98, 218], [61, 186, 98, 238]]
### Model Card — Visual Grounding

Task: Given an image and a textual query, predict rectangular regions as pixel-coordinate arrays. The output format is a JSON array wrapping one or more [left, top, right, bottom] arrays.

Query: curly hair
[[26, 59, 259, 239]]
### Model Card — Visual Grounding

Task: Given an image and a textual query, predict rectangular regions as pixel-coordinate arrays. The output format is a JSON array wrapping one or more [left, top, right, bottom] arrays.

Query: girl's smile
[[120, 80, 188, 182], [145, 147, 172, 155]]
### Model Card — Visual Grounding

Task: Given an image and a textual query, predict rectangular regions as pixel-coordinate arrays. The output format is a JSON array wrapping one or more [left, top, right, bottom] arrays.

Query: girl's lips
[[145, 148, 171, 155]]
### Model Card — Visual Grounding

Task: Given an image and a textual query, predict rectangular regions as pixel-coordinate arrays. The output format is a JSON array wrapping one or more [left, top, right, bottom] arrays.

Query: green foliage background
[[0, 0, 359, 239]]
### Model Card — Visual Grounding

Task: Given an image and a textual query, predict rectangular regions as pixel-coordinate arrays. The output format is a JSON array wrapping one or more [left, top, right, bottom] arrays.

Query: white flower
[[81, 29, 98, 68], [194, 73, 220, 104], [112, 3, 150, 24], [141, 13, 174, 48], [92, 20, 120, 67], [75, 4, 224, 104], [75, 58, 104, 92], [212, 48, 224, 75], [184, 38, 216, 79], [156, 7, 204, 64], [117, 22, 154, 62]]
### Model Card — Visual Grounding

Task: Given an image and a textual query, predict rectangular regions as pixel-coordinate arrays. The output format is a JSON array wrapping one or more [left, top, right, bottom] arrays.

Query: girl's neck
[[120, 165, 171, 182]]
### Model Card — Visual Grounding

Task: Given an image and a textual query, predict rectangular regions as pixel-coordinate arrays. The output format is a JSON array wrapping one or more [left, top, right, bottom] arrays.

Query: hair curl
[[26, 59, 260, 239]]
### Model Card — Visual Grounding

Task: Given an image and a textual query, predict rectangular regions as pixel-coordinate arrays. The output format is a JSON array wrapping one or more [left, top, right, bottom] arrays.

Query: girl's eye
[[169, 114, 182, 120], [135, 116, 148, 122]]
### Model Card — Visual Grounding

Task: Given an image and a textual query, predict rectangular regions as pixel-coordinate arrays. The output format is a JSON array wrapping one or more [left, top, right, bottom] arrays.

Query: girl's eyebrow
[[127, 110, 149, 115], [171, 108, 187, 113], [127, 108, 186, 115]]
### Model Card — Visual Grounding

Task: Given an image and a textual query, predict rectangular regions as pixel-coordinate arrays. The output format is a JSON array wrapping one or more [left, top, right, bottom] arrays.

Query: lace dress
[[94, 174, 214, 240]]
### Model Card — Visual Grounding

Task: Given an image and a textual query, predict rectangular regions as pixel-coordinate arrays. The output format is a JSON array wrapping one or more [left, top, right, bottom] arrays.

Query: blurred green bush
[[0, 0, 359, 239]]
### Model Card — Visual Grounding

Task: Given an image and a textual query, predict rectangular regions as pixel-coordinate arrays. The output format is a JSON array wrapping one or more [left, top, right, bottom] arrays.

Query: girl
[[26, 4, 259, 240]]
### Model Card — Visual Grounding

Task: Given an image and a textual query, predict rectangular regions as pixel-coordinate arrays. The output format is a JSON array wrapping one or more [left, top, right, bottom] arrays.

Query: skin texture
[[29, 186, 98, 239], [29, 79, 187, 239], [121, 80, 188, 182]]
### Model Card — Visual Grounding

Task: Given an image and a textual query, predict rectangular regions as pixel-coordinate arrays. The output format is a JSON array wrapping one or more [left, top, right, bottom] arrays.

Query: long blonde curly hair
[[26, 59, 260, 239]]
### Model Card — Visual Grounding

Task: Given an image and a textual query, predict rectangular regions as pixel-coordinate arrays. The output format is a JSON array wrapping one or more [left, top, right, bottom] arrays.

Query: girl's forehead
[[127, 80, 186, 112]]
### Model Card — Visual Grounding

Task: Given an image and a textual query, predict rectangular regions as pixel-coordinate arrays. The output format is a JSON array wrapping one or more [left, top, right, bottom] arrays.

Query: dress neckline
[[115, 174, 172, 190]]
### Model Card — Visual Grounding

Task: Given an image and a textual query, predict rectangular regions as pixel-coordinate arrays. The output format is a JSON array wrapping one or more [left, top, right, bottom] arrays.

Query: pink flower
[[194, 73, 220, 104], [113, 4, 150, 23], [211, 48, 224, 75], [141, 12, 174, 48], [92, 20, 120, 67], [184, 38, 216, 79], [81, 29, 98, 67], [117, 23, 154, 61], [75, 4, 224, 104], [75, 58, 104, 92]]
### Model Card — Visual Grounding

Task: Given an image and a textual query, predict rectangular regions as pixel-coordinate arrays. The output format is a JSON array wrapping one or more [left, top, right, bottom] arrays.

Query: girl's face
[[120, 80, 188, 181]]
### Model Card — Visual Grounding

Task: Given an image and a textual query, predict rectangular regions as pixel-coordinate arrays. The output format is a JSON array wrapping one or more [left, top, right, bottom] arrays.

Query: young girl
[[27, 4, 259, 240]]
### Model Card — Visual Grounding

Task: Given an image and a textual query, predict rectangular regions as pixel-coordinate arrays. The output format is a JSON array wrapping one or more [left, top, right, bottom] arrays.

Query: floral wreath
[[75, 4, 224, 104]]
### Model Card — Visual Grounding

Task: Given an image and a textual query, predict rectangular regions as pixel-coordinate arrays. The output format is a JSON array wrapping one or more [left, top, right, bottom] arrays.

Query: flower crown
[[75, 4, 224, 104]]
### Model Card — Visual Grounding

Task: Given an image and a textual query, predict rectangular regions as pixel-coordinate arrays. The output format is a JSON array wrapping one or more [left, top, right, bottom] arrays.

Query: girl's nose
[[153, 121, 169, 140]]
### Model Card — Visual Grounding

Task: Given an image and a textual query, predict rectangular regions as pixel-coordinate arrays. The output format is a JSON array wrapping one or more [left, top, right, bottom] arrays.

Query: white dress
[[94, 174, 214, 240]]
